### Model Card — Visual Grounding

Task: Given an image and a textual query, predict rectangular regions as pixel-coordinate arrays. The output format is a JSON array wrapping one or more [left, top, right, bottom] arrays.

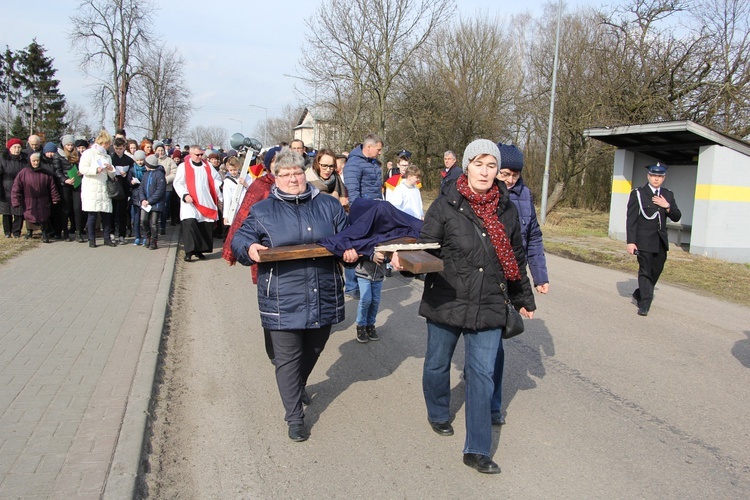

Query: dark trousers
[[636, 244, 667, 310], [62, 185, 83, 234], [270, 326, 331, 425], [3, 214, 23, 237], [140, 209, 160, 243], [112, 198, 129, 237], [50, 200, 65, 237], [87, 212, 112, 242], [169, 190, 180, 225]]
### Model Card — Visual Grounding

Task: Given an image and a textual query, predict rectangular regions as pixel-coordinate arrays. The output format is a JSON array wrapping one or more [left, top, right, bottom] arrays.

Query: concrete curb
[[102, 228, 180, 499]]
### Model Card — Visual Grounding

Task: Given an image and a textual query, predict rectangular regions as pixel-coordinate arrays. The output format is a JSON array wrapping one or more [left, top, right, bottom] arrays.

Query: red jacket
[[222, 173, 275, 283]]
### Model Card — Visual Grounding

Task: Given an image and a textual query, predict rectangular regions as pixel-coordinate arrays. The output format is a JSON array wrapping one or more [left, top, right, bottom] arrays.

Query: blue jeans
[[131, 205, 141, 240], [423, 320, 502, 457], [356, 278, 382, 326], [491, 347, 505, 415], [344, 267, 358, 294]]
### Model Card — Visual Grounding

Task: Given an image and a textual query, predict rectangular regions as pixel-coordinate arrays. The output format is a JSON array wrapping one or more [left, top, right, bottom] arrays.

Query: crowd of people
[[1, 129, 553, 475]]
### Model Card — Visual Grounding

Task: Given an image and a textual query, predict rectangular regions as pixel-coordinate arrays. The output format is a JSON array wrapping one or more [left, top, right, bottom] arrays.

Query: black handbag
[[106, 176, 126, 200], [500, 282, 525, 339], [471, 224, 525, 339]]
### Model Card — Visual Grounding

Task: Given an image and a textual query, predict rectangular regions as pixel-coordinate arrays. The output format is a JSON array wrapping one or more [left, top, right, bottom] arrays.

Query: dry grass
[[542, 208, 750, 306], [0, 233, 40, 265]]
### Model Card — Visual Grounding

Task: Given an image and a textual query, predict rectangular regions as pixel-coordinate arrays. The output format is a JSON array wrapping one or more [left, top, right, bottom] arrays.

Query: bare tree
[[69, 0, 156, 130], [187, 125, 227, 149], [130, 45, 191, 140], [692, 0, 750, 136], [64, 102, 93, 135], [301, 0, 454, 144]]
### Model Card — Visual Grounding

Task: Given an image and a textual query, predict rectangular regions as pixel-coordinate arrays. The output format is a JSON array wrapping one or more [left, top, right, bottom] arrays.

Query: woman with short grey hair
[[231, 149, 358, 442]]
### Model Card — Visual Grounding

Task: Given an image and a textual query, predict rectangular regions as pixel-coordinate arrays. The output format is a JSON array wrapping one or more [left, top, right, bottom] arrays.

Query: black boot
[[24, 230, 32, 240], [77, 232, 85, 243], [42, 232, 50, 243]]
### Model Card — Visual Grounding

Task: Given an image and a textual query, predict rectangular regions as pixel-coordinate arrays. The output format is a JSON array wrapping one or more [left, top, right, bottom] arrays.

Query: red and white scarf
[[185, 161, 219, 220]]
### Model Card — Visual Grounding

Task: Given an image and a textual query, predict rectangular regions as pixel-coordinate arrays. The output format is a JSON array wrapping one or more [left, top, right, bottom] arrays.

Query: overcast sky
[[1, 0, 607, 146]]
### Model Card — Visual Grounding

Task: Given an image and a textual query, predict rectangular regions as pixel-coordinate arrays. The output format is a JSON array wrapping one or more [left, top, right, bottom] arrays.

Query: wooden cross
[[256, 237, 443, 274]]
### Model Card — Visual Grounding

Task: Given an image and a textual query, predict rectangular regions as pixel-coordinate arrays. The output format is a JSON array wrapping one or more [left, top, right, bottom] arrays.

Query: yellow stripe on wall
[[611, 179, 632, 194], [695, 184, 750, 202]]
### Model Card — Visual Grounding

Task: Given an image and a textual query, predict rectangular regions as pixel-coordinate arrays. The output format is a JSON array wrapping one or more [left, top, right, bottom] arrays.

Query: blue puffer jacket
[[139, 166, 167, 212], [507, 177, 548, 286], [231, 185, 349, 330], [343, 145, 383, 202]]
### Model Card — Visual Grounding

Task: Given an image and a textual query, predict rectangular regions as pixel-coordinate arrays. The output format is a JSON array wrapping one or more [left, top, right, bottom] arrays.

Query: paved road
[[0, 230, 178, 499], [144, 253, 750, 498]]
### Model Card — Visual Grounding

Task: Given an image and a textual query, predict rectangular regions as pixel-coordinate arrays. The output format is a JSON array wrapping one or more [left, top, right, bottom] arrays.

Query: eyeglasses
[[276, 171, 306, 180], [319, 163, 335, 170], [498, 171, 521, 179]]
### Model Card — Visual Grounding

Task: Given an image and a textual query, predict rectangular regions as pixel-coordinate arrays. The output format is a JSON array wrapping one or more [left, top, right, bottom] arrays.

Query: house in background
[[584, 120, 750, 263], [292, 106, 339, 150]]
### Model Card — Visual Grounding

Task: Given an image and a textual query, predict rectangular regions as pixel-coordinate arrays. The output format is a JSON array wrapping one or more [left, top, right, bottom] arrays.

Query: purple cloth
[[318, 198, 422, 258]]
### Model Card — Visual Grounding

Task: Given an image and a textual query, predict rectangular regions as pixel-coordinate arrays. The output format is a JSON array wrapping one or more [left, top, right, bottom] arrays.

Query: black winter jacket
[[419, 179, 536, 331]]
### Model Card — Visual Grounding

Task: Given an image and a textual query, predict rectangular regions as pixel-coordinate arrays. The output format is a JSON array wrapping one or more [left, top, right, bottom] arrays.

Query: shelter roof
[[584, 120, 750, 165]]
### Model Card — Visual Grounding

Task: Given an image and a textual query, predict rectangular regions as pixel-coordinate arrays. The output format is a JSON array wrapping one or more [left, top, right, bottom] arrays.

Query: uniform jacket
[[10, 167, 61, 224], [78, 145, 116, 213], [626, 184, 681, 253], [0, 150, 27, 216], [419, 179, 536, 331], [231, 185, 349, 330], [507, 177, 548, 286], [343, 145, 383, 202]]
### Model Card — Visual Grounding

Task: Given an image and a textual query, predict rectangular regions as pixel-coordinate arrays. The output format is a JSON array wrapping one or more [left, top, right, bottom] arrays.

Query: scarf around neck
[[185, 160, 218, 219], [456, 174, 521, 281]]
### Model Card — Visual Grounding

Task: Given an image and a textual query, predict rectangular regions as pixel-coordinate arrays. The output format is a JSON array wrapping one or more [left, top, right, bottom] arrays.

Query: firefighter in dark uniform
[[626, 163, 682, 316]]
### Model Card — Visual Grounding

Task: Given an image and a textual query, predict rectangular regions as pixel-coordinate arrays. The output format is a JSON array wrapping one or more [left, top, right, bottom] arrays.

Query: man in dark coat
[[626, 163, 682, 316]]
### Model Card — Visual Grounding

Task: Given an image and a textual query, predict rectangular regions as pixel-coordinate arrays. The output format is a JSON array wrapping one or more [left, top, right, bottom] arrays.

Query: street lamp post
[[248, 104, 268, 147], [228, 118, 243, 133]]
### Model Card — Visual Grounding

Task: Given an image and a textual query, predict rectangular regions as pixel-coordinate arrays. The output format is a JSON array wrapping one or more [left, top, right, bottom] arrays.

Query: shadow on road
[[491, 318, 554, 452], [305, 277, 424, 428], [616, 278, 639, 298], [732, 331, 750, 368]]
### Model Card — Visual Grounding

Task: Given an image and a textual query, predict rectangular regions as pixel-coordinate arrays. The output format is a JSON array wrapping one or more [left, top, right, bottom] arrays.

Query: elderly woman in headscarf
[[392, 139, 536, 475], [11, 152, 61, 242], [231, 149, 357, 443], [0, 138, 28, 238]]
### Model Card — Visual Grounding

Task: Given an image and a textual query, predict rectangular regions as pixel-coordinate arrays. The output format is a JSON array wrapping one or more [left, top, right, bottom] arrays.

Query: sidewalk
[[0, 228, 179, 499]]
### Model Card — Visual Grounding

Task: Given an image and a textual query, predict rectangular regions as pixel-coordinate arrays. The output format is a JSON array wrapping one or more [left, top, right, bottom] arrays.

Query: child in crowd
[[355, 251, 388, 343], [221, 156, 249, 231], [139, 154, 166, 250], [386, 165, 423, 219], [130, 150, 147, 245]]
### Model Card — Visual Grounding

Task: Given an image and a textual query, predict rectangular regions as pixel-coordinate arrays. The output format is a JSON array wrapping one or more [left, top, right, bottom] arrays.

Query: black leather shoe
[[103, 239, 117, 247], [195, 252, 206, 260], [301, 387, 311, 406], [77, 234, 85, 243], [42, 233, 50, 243], [429, 421, 454, 436], [288, 424, 309, 442], [184, 253, 192, 262], [463, 453, 500, 474], [637, 307, 649, 316], [491, 413, 506, 426], [89, 241, 97, 248]]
